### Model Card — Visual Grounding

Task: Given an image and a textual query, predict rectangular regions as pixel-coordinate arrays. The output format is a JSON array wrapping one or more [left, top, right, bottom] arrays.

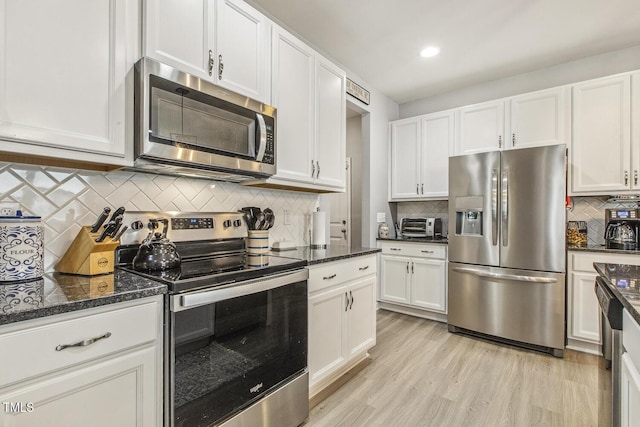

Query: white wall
[[400, 44, 640, 118]]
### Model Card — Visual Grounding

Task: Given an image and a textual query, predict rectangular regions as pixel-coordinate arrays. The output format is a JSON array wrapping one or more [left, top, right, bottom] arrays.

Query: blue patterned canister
[[0, 213, 44, 282]]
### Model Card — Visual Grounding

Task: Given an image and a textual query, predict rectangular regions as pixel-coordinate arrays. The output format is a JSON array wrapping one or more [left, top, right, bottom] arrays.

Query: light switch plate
[[377, 212, 386, 222]]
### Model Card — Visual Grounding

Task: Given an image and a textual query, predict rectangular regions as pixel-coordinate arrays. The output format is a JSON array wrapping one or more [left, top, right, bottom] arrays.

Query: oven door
[[168, 269, 308, 427]]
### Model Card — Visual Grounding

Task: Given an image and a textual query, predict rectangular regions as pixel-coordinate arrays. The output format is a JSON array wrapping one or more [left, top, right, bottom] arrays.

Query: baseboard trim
[[309, 356, 372, 410]]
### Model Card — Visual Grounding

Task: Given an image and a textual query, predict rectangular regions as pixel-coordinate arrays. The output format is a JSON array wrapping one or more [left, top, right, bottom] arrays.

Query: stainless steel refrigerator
[[448, 144, 566, 357]]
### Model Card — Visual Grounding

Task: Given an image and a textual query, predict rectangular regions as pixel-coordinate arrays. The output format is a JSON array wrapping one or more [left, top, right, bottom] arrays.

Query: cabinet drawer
[[308, 255, 377, 293], [0, 298, 161, 387], [569, 251, 640, 272], [379, 242, 446, 259]]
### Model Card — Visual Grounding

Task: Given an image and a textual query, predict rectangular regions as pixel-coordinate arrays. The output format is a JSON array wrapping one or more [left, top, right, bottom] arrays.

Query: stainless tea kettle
[[133, 218, 181, 271]]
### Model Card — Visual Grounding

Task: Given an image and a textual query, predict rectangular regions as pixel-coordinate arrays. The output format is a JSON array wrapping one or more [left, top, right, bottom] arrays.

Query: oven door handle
[[174, 269, 308, 311]]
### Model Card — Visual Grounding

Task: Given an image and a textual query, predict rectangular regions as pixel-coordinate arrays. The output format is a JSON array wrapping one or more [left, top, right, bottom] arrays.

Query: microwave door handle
[[255, 113, 267, 162]]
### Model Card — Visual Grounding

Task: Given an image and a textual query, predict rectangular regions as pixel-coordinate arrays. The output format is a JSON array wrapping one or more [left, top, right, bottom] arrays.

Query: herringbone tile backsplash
[[567, 196, 640, 246], [0, 162, 318, 271]]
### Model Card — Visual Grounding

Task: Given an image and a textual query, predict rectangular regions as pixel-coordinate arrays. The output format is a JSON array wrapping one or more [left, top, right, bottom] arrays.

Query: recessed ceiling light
[[420, 46, 440, 58]]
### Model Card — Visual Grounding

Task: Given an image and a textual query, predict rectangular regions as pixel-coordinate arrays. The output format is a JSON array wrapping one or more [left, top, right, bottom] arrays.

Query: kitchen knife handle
[[96, 221, 115, 242], [90, 207, 111, 233], [112, 225, 129, 241], [108, 207, 125, 223]]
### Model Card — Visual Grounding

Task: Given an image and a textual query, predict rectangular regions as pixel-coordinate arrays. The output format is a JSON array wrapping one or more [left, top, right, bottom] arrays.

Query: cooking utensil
[[254, 212, 266, 230], [132, 218, 181, 271], [112, 225, 129, 241], [263, 208, 275, 230], [95, 221, 116, 242], [107, 207, 125, 225], [108, 215, 123, 238], [90, 207, 111, 233]]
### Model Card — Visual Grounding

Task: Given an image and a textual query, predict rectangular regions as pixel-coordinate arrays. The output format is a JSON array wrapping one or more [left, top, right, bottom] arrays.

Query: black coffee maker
[[605, 208, 640, 250]]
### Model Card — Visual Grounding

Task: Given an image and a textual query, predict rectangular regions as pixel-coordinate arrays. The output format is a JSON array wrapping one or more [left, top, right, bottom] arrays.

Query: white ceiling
[[247, 0, 640, 104]]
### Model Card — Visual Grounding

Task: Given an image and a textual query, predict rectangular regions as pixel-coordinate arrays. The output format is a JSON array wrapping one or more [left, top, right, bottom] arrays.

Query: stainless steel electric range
[[115, 211, 309, 427]]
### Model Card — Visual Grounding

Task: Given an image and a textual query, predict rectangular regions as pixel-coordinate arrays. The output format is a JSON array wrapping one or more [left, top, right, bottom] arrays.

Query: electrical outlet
[[0, 202, 20, 216], [283, 210, 290, 225]]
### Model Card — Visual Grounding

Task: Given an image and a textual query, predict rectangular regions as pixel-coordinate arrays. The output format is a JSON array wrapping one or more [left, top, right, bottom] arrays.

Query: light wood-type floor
[[305, 309, 611, 427]]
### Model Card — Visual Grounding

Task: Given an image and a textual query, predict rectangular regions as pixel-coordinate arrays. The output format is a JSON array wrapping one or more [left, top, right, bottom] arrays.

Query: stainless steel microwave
[[132, 58, 276, 181]]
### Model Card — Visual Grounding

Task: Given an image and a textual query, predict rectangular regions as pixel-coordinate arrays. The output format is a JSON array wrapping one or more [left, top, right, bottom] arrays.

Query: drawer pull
[[421, 250, 434, 254], [55, 332, 112, 352], [349, 290, 354, 309], [358, 265, 369, 271], [323, 274, 337, 280], [390, 248, 401, 251]]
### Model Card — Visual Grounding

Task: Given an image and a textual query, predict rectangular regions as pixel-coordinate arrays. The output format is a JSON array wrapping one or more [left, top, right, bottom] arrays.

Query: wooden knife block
[[55, 226, 120, 276]]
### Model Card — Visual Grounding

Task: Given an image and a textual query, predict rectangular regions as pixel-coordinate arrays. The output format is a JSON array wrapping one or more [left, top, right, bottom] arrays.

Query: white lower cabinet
[[567, 251, 640, 354], [622, 309, 640, 427], [308, 255, 376, 397], [0, 296, 163, 427], [378, 241, 447, 321]]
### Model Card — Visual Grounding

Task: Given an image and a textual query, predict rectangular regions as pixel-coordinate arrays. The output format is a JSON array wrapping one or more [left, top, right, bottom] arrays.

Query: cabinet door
[[456, 100, 505, 154], [379, 255, 410, 304], [421, 111, 454, 198], [621, 352, 640, 427], [0, 0, 134, 162], [270, 26, 314, 184], [0, 347, 159, 427], [570, 74, 631, 194], [389, 118, 421, 199], [508, 86, 569, 149], [347, 276, 376, 358], [631, 72, 640, 192], [410, 258, 446, 313], [568, 271, 601, 343], [314, 54, 346, 189], [144, 0, 215, 79], [308, 285, 348, 385], [215, 0, 270, 102]]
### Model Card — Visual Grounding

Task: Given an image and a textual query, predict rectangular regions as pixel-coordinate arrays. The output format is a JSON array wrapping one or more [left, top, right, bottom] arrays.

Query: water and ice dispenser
[[454, 196, 484, 236]]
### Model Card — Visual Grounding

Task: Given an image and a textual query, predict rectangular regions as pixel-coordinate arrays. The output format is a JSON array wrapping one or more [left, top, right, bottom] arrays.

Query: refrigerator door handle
[[452, 266, 558, 283], [492, 169, 498, 246], [501, 169, 509, 247]]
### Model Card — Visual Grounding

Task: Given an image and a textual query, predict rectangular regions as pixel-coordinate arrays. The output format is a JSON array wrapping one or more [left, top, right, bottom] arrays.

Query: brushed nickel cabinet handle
[[635, 170, 638, 186], [498, 135, 502, 148], [345, 292, 349, 311], [406, 262, 409, 273], [56, 332, 112, 351], [218, 54, 224, 80], [323, 274, 337, 280], [512, 133, 516, 146], [358, 265, 369, 271], [208, 50, 214, 76], [349, 290, 354, 309], [416, 184, 419, 195], [625, 170, 629, 185], [316, 161, 320, 179], [390, 248, 401, 251], [421, 250, 434, 254], [421, 183, 424, 195]]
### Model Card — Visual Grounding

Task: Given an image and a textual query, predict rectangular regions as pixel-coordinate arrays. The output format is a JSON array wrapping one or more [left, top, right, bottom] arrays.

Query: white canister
[[0, 213, 44, 282]]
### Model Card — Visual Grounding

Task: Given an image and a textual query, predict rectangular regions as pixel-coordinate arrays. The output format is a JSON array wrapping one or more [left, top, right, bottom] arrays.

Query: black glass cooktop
[[119, 253, 306, 294]]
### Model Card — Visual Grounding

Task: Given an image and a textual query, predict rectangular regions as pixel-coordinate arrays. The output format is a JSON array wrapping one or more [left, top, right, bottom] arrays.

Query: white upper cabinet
[[389, 111, 454, 200], [0, 0, 138, 166], [144, 0, 270, 103], [455, 86, 569, 155], [456, 99, 505, 154], [508, 86, 569, 149], [265, 25, 346, 192], [570, 74, 632, 194]]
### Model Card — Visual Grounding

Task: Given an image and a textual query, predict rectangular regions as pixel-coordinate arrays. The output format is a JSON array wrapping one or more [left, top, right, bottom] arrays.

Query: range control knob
[[233, 219, 242, 227], [131, 220, 144, 230], [223, 219, 232, 228]]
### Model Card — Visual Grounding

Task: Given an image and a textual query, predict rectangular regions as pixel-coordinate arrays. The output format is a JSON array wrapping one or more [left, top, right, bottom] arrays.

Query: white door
[[215, 0, 270, 102], [410, 258, 447, 313], [144, 0, 215, 79], [329, 159, 351, 248], [379, 255, 410, 304], [0, 0, 133, 160], [314, 54, 346, 189], [570, 74, 631, 194], [568, 271, 601, 343], [421, 111, 454, 198], [347, 276, 376, 358], [390, 118, 421, 199], [508, 86, 569, 149], [457, 99, 505, 154], [308, 285, 348, 385], [270, 25, 314, 184]]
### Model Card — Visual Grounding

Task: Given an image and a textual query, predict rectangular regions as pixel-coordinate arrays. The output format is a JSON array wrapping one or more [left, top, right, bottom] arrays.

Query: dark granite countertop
[[593, 263, 640, 325], [271, 246, 381, 266], [0, 269, 167, 325], [377, 237, 448, 244], [568, 244, 640, 255]]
